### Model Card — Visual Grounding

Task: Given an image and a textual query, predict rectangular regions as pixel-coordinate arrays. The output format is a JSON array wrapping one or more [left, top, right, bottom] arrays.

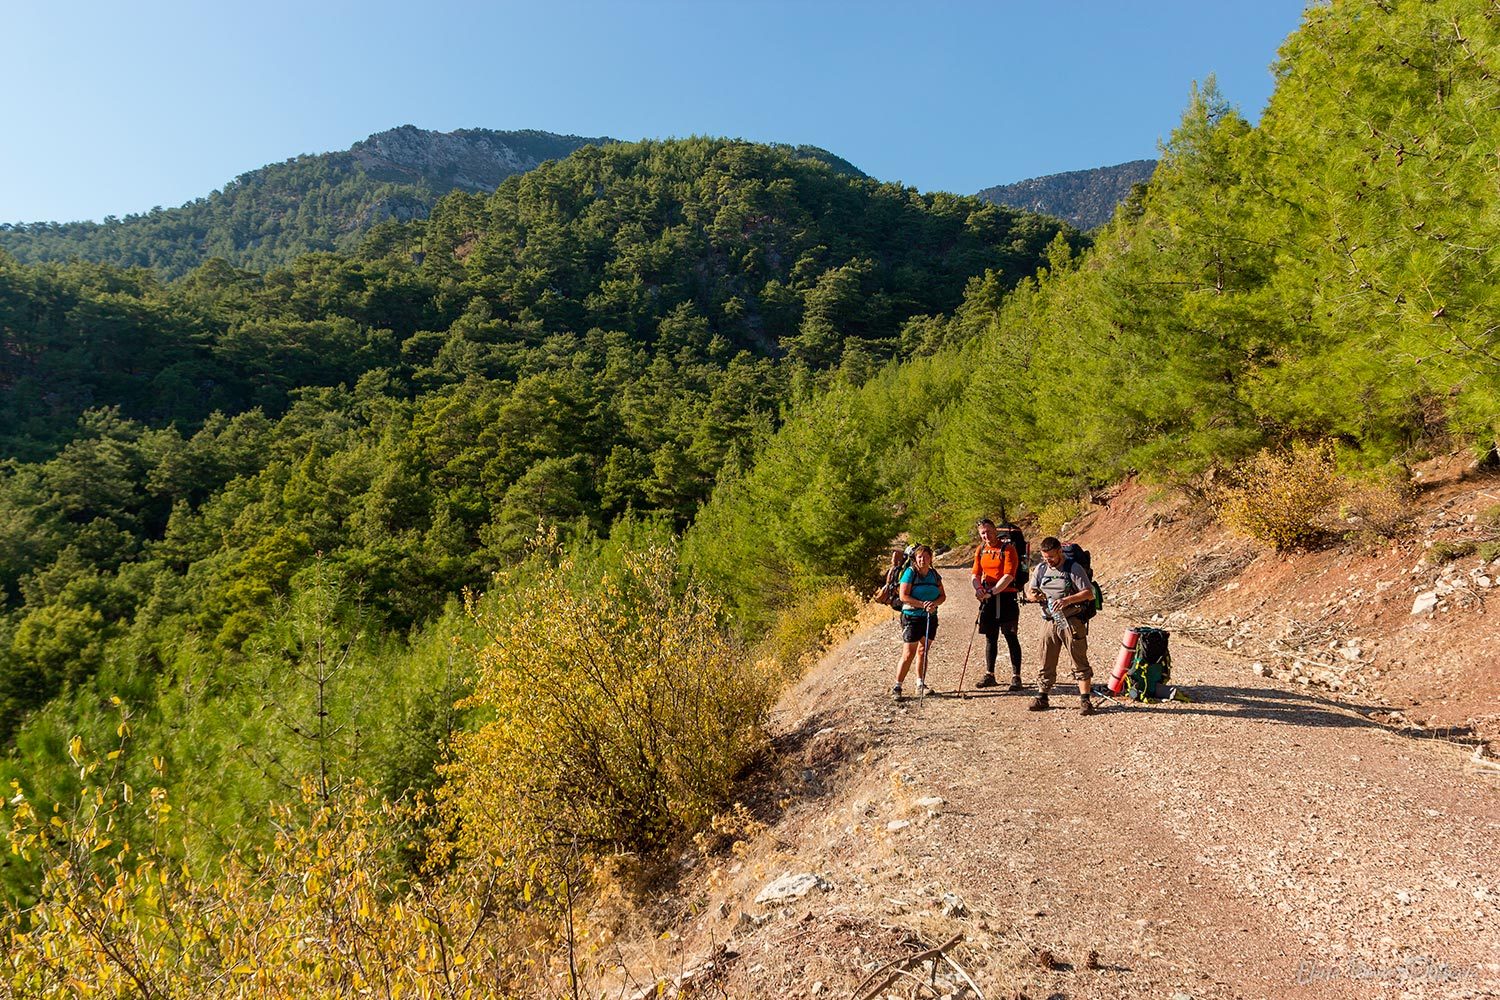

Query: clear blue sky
[[3, 0, 1310, 224]]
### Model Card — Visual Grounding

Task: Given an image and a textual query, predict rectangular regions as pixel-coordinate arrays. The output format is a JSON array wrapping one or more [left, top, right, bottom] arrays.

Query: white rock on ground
[[754, 872, 831, 905]]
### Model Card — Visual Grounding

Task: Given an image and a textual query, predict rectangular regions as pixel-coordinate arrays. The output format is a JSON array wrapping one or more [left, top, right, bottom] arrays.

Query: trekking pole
[[953, 604, 980, 698], [918, 610, 934, 695]]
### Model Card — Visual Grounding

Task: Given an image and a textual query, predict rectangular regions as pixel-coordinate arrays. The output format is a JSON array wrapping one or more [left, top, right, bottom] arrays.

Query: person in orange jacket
[[970, 519, 1023, 690]]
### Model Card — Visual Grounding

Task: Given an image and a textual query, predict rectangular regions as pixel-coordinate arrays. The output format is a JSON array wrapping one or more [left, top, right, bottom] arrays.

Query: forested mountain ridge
[[0, 137, 1067, 462], [976, 158, 1157, 229], [0, 126, 868, 280], [0, 126, 611, 277]]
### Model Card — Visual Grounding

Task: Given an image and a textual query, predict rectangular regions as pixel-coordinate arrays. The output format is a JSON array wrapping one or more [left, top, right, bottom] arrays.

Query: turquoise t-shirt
[[899, 566, 942, 617]]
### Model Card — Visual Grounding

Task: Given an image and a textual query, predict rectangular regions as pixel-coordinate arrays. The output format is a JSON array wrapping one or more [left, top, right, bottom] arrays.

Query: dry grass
[[1146, 549, 1258, 611], [1340, 472, 1418, 540]]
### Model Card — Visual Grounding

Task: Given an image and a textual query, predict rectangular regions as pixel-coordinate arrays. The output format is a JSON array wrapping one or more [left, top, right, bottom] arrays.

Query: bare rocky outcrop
[[348, 124, 612, 191]]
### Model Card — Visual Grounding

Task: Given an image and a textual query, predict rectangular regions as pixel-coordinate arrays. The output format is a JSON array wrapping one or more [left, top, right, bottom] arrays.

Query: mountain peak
[[977, 159, 1156, 230], [348, 125, 614, 190]]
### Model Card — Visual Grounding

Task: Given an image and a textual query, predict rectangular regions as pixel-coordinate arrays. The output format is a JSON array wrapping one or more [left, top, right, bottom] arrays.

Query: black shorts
[[978, 591, 1020, 636], [901, 614, 938, 644]]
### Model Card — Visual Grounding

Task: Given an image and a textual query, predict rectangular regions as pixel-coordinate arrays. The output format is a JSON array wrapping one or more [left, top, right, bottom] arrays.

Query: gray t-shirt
[[1030, 559, 1092, 612]]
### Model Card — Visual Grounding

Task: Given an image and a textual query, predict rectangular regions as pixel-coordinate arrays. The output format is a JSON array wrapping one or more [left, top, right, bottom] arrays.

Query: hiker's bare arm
[[1058, 587, 1092, 608]]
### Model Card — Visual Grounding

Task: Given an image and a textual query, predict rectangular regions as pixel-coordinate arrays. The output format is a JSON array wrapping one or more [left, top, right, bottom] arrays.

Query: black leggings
[[985, 630, 1022, 674]]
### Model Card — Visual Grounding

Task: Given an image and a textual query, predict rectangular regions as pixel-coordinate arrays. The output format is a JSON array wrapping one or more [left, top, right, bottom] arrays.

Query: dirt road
[[671, 571, 1500, 999]]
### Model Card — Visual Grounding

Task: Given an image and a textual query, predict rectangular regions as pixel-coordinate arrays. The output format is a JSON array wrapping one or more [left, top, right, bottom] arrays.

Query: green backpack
[[1125, 628, 1172, 702]]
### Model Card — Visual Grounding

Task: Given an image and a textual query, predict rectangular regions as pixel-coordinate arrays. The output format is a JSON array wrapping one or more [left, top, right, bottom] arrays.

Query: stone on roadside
[[1410, 591, 1439, 615], [753, 873, 831, 905], [735, 910, 773, 931], [887, 819, 911, 832]]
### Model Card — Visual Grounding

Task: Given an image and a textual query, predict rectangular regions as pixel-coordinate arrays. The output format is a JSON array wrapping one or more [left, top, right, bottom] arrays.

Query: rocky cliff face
[[976, 159, 1156, 231], [349, 125, 613, 191]]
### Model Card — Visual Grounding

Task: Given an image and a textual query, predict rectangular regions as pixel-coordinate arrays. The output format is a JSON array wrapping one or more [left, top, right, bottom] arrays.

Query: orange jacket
[[972, 543, 1019, 593]]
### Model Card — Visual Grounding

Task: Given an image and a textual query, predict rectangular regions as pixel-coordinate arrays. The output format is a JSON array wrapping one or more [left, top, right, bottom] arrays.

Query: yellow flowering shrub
[[0, 734, 545, 998], [1217, 440, 1346, 550], [0, 542, 783, 999], [758, 584, 861, 673], [443, 542, 779, 885]]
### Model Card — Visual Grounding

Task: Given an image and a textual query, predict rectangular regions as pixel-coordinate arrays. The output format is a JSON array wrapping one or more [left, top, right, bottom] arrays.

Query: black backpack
[[1059, 542, 1103, 621], [998, 522, 1028, 588], [1059, 541, 1092, 576]]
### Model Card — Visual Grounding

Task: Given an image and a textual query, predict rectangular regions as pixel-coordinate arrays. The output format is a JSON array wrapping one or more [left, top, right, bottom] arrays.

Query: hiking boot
[[1027, 693, 1050, 712], [974, 673, 998, 689], [891, 684, 903, 700], [916, 681, 930, 697], [1007, 674, 1025, 691], [1079, 697, 1097, 717]]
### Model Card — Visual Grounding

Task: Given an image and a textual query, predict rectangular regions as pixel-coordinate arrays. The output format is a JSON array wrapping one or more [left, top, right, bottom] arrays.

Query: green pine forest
[[0, 0, 1496, 988]]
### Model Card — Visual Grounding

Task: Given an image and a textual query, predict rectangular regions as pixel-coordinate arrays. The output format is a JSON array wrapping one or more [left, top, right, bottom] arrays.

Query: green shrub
[[1431, 540, 1479, 564]]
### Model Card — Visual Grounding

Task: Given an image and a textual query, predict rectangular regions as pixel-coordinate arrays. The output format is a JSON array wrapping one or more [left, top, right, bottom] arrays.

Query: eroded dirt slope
[[615, 578, 1499, 999], [1071, 459, 1500, 742]]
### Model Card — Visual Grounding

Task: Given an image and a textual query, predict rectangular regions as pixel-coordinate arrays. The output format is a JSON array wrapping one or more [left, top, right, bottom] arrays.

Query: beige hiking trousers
[[1038, 615, 1093, 692]]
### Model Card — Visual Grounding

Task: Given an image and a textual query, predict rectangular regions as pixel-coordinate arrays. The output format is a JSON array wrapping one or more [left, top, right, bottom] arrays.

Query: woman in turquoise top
[[894, 544, 945, 698]]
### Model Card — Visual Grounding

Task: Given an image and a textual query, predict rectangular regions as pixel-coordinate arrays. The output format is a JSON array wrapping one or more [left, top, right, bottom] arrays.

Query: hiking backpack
[[1060, 541, 1103, 621], [876, 550, 914, 611], [1124, 627, 1172, 701], [998, 521, 1029, 589]]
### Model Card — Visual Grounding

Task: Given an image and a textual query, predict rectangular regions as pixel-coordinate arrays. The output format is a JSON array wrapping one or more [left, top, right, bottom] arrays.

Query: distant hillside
[[976, 159, 1157, 230], [0, 126, 611, 277], [0, 129, 867, 279]]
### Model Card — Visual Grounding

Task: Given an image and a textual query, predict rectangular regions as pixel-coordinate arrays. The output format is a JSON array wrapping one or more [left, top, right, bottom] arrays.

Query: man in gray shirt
[[1023, 536, 1096, 716]]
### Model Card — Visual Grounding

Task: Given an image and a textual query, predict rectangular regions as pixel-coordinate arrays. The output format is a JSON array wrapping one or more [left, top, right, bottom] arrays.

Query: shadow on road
[[1092, 683, 1487, 747]]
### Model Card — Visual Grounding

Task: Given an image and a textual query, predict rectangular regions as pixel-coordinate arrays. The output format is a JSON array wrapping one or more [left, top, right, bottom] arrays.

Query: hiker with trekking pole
[[893, 544, 945, 699], [970, 518, 1025, 692], [1023, 536, 1097, 716]]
